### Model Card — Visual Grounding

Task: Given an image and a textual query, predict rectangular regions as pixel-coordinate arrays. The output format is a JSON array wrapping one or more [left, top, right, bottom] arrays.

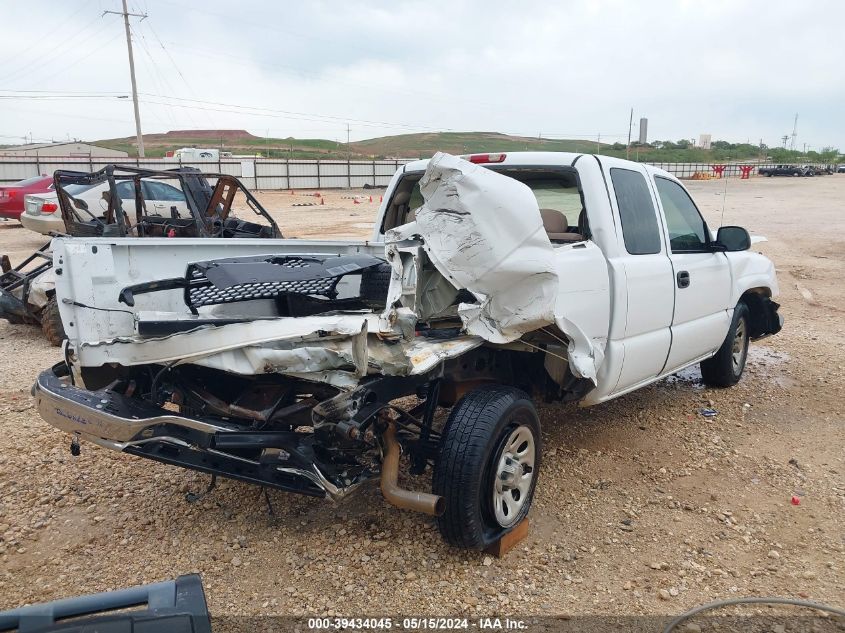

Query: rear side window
[[610, 168, 661, 255]]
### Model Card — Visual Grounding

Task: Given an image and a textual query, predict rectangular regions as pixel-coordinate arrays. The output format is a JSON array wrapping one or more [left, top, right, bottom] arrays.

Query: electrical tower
[[104, 1, 148, 157], [790, 113, 798, 151]]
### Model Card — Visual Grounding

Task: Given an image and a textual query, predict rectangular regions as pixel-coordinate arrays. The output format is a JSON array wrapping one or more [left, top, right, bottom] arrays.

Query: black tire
[[41, 296, 66, 347], [700, 302, 750, 388], [433, 385, 541, 549], [359, 263, 392, 303]]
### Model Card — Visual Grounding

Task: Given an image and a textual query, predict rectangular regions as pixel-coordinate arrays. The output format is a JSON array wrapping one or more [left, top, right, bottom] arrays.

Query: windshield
[[13, 176, 48, 187]]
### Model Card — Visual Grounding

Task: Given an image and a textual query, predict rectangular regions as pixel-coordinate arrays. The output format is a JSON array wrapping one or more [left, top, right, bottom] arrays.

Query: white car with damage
[[33, 152, 782, 550]]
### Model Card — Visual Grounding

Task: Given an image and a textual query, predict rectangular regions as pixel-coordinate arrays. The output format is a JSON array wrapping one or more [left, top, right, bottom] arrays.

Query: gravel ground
[[0, 177, 842, 619]]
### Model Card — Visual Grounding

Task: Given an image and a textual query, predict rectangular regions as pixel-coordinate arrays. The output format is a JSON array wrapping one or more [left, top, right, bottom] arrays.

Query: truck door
[[652, 175, 732, 372], [603, 165, 675, 395]]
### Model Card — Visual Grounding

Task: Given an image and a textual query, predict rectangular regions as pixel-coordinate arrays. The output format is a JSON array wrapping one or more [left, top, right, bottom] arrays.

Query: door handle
[[677, 270, 690, 288]]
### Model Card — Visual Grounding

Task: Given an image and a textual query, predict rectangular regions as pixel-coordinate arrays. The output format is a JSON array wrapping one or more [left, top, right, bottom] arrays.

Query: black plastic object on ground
[[0, 574, 211, 633]]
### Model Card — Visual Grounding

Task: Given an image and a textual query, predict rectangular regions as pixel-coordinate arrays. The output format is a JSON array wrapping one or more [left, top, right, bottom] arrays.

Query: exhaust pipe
[[380, 422, 445, 516]]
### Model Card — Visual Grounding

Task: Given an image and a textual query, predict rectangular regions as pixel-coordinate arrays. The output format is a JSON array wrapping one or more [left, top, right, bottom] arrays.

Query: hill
[[93, 129, 837, 163]]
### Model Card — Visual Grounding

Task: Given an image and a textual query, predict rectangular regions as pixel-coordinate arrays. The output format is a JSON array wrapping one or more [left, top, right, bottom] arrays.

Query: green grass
[[92, 130, 840, 163]]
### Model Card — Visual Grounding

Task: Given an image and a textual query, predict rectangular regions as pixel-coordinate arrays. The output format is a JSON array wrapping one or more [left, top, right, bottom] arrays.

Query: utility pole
[[596, 133, 601, 155], [346, 123, 351, 160], [104, 1, 147, 157], [626, 108, 633, 160]]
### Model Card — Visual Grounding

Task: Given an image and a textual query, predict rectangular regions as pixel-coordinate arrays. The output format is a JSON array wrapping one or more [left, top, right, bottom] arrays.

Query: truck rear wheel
[[41, 296, 66, 347], [700, 302, 749, 387], [433, 385, 541, 549]]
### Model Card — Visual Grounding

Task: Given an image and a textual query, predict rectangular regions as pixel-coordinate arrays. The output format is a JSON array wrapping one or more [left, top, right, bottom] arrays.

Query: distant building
[[638, 118, 648, 144], [164, 147, 221, 161], [698, 134, 712, 150], [0, 142, 128, 158]]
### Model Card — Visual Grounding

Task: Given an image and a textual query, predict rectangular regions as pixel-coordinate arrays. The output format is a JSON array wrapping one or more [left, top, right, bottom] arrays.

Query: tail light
[[41, 202, 58, 213], [468, 153, 506, 164]]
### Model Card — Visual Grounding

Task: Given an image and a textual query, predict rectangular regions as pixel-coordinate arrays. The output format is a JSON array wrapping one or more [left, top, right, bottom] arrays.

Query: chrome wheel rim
[[492, 425, 536, 527], [732, 317, 748, 374]]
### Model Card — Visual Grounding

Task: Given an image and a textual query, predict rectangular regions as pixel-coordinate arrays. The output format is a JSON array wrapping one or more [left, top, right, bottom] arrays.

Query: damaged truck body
[[34, 152, 782, 549]]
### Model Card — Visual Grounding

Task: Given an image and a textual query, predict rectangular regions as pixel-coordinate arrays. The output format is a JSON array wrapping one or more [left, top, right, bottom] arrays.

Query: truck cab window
[[610, 168, 661, 255], [654, 177, 709, 252]]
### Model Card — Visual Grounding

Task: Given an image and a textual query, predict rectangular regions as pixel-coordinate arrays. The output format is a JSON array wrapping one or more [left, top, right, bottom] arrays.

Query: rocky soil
[[0, 177, 842, 620]]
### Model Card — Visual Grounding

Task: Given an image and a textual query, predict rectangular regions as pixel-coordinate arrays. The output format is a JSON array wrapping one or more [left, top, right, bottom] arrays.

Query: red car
[[0, 175, 53, 220]]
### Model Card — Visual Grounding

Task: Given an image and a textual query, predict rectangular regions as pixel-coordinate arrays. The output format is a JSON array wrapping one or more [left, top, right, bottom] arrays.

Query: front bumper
[[33, 363, 356, 498]]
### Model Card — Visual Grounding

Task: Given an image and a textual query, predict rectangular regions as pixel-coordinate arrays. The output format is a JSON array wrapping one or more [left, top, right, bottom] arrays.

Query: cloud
[[1, 0, 842, 149]]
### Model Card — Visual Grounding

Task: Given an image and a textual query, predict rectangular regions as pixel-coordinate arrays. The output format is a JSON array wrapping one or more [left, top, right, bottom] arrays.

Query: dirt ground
[[0, 177, 842, 621]]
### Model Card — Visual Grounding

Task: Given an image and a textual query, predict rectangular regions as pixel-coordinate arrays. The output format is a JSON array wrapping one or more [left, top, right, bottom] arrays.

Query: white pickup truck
[[33, 152, 781, 550]]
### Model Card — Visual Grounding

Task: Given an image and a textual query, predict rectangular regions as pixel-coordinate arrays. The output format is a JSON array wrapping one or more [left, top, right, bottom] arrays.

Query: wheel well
[[740, 287, 777, 339], [439, 346, 591, 406]]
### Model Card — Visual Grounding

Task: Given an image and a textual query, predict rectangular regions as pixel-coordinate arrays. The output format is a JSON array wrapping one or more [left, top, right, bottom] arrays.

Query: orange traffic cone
[[354, 199, 360, 204], [379, 195, 383, 202], [369, 195, 373, 203], [290, 190, 294, 195], [321, 197, 325, 205]]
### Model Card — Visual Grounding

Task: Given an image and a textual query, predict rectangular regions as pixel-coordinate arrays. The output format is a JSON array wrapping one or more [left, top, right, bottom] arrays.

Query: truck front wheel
[[433, 385, 541, 549], [700, 302, 750, 387]]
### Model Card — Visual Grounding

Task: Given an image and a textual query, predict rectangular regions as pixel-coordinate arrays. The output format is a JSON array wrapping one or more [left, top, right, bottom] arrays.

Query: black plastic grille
[[188, 277, 337, 307]]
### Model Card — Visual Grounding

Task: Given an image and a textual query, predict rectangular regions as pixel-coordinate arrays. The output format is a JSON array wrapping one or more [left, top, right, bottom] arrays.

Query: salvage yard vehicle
[[0, 175, 53, 220], [0, 165, 279, 345], [757, 164, 811, 177], [33, 152, 782, 550]]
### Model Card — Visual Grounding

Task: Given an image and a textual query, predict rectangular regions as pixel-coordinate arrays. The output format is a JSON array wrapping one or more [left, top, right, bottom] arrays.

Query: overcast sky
[[1, 0, 843, 149]]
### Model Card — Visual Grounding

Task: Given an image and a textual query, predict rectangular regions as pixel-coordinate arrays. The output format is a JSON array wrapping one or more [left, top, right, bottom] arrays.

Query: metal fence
[[647, 161, 834, 179], [646, 162, 763, 179], [0, 156, 414, 189], [0, 156, 834, 187]]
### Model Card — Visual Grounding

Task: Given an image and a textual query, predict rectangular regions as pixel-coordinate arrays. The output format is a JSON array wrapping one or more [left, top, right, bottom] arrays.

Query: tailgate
[[53, 236, 382, 354]]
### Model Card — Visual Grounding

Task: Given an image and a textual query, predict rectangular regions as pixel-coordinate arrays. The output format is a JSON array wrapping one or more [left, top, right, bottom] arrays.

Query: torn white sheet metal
[[76, 314, 376, 368], [554, 316, 604, 382], [74, 311, 482, 388], [409, 152, 559, 344]]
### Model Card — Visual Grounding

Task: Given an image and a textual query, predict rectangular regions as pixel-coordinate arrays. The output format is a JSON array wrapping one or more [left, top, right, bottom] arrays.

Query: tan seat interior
[[540, 208, 583, 243]]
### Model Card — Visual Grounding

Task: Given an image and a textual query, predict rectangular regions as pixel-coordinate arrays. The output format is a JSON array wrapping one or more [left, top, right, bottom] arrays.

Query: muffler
[[380, 422, 445, 516]]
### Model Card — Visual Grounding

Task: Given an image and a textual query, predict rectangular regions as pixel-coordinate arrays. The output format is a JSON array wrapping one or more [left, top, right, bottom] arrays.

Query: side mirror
[[715, 226, 750, 251]]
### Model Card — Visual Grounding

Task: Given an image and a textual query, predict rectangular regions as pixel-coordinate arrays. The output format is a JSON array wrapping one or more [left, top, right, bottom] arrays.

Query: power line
[[136, 93, 450, 132], [0, 90, 127, 95], [1, 17, 111, 84], [0, 2, 93, 80], [128, 24, 183, 128], [28, 32, 124, 86], [143, 20, 212, 126]]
